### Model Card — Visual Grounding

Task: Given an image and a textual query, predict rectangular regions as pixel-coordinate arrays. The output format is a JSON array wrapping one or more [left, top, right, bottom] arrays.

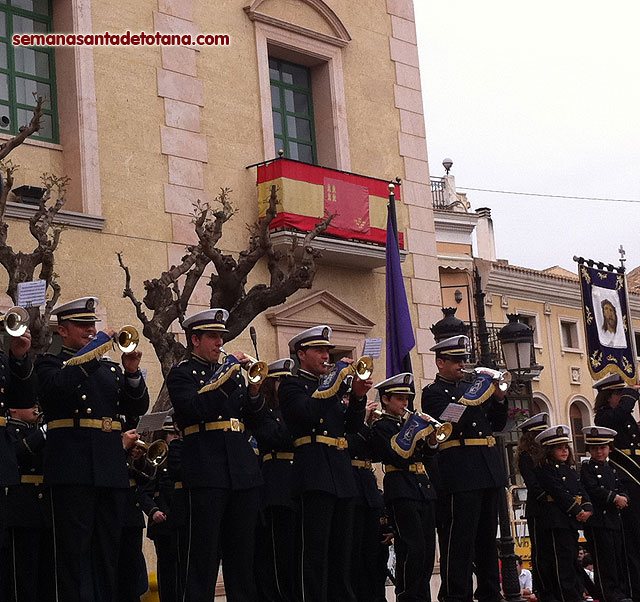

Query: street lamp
[[499, 314, 534, 373], [442, 157, 453, 175], [496, 313, 534, 602]]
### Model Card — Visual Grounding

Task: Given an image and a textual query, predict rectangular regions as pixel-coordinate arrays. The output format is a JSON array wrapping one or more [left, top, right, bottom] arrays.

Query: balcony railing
[[430, 177, 446, 209]]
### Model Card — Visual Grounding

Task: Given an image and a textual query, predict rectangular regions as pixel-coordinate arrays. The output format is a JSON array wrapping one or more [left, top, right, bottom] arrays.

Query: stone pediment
[[266, 289, 374, 334], [244, 0, 351, 47]]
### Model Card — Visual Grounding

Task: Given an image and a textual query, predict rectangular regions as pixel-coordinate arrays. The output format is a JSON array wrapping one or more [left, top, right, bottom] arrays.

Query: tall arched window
[[570, 401, 590, 456]]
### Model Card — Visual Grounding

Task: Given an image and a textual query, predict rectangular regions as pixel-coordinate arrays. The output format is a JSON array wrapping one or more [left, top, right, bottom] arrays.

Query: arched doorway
[[569, 399, 592, 458]]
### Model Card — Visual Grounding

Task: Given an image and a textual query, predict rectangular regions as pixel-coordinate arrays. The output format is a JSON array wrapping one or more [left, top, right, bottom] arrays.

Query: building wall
[[0, 0, 441, 398]]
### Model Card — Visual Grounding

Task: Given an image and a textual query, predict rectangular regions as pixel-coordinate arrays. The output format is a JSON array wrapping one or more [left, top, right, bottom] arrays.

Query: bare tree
[[119, 185, 333, 410], [0, 96, 68, 353]]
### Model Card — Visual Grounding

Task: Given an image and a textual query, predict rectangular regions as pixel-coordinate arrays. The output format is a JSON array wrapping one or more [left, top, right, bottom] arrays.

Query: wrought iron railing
[[430, 177, 446, 209]]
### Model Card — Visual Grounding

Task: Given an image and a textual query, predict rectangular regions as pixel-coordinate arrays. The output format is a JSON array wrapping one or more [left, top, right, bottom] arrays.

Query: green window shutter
[[269, 57, 316, 164]]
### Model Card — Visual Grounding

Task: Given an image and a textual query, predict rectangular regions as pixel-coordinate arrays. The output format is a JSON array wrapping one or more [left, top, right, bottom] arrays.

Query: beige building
[[0, 0, 445, 400]]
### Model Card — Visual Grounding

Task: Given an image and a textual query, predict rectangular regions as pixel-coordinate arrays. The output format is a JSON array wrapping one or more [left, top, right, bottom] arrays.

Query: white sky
[[414, 1, 640, 272]]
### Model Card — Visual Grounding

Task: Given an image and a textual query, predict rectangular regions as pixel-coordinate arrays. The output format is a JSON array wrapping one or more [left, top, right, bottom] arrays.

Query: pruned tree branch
[[0, 95, 44, 162]]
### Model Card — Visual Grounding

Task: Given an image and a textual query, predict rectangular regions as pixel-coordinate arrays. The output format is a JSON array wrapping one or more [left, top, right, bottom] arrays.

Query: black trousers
[[117, 526, 145, 602], [297, 491, 356, 602], [390, 498, 436, 602], [6, 526, 55, 602], [50, 485, 125, 602], [255, 505, 296, 602], [438, 488, 501, 602], [351, 504, 387, 602], [620, 480, 640, 601], [586, 526, 631, 602], [529, 515, 557, 602], [544, 527, 582, 602], [154, 532, 182, 602], [183, 486, 260, 602]]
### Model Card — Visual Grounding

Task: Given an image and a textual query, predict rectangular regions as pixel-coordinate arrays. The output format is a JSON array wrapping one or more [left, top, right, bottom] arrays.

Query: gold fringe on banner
[[198, 363, 241, 394], [312, 364, 354, 399]]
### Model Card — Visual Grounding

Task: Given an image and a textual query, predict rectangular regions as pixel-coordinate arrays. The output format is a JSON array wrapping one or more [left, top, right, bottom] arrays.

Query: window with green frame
[[0, 0, 58, 142], [270, 57, 316, 164]]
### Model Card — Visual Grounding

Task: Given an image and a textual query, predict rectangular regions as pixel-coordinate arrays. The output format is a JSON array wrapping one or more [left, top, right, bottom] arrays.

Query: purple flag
[[386, 210, 415, 377]]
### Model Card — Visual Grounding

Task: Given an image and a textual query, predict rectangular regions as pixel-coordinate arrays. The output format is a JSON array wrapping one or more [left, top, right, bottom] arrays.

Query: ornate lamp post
[[496, 314, 535, 602]]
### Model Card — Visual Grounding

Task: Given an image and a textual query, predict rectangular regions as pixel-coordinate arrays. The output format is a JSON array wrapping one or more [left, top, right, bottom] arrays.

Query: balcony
[[255, 158, 406, 269]]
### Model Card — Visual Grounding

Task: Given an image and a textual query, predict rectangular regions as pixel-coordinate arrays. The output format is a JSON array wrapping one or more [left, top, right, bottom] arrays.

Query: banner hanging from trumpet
[[391, 411, 452, 458], [575, 257, 637, 385], [63, 326, 139, 367]]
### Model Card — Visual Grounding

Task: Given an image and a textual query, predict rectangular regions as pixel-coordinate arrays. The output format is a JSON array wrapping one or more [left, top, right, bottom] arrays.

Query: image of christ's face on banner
[[601, 300, 617, 334], [591, 285, 626, 349]]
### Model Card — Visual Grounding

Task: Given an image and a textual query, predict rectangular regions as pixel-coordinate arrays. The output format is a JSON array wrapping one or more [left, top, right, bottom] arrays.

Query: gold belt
[[385, 462, 426, 475], [183, 419, 244, 436], [294, 435, 348, 450], [0, 417, 6, 427], [263, 452, 294, 462], [20, 475, 44, 484], [47, 418, 122, 432], [619, 448, 640, 456], [439, 436, 496, 451], [351, 459, 373, 469], [174, 481, 183, 489]]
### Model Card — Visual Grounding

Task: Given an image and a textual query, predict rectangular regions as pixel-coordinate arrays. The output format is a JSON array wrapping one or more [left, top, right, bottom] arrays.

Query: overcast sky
[[414, 1, 640, 272]]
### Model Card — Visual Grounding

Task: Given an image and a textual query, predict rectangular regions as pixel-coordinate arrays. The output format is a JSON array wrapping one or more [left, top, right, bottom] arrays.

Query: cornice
[[244, 0, 351, 48], [6, 202, 105, 230]]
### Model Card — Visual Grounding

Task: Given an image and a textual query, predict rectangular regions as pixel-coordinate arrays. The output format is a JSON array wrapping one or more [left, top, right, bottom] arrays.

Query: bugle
[[323, 356, 373, 381], [3, 306, 29, 337], [220, 347, 268, 385], [406, 410, 453, 443], [115, 325, 139, 354], [465, 367, 512, 392], [133, 438, 169, 479]]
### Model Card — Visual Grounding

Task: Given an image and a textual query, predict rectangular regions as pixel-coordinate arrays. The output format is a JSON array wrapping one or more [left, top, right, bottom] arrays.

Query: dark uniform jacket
[[595, 388, 640, 484], [35, 347, 150, 488], [421, 374, 507, 493], [370, 413, 436, 503], [279, 369, 366, 498], [0, 353, 38, 486], [252, 406, 294, 508], [347, 423, 384, 509], [536, 461, 593, 529], [518, 451, 547, 519], [580, 458, 627, 530], [166, 353, 266, 490], [6, 417, 49, 528]]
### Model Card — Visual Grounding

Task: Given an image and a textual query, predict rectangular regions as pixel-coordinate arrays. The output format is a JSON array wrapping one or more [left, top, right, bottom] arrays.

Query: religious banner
[[576, 258, 637, 385]]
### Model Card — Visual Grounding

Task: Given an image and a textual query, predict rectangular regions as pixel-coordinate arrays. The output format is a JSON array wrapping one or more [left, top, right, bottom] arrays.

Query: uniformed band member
[[593, 373, 640, 598], [166, 308, 266, 602], [279, 325, 373, 602], [119, 427, 154, 602], [371, 373, 437, 602], [421, 335, 507, 602], [534, 425, 593, 602], [580, 425, 632, 602], [253, 358, 296, 602], [515, 412, 550, 602], [146, 416, 184, 602], [5, 403, 54, 602], [35, 296, 150, 602], [0, 318, 37, 558], [348, 397, 387, 602]]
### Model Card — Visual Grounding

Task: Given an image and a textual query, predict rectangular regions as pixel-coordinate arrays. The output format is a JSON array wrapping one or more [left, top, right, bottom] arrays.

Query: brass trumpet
[[220, 347, 268, 385], [115, 325, 139, 354], [407, 410, 453, 443], [133, 438, 169, 479], [323, 356, 374, 381], [2, 306, 29, 337], [464, 367, 512, 392]]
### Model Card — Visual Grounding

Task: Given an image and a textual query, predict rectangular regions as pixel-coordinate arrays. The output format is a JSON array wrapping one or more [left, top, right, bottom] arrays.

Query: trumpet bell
[[3, 306, 29, 337], [116, 325, 139, 354], [147, 439, 169, 467], [435, 422, 453, 443], [246, 359, 268, 385], [354, 356, 373, 381]]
